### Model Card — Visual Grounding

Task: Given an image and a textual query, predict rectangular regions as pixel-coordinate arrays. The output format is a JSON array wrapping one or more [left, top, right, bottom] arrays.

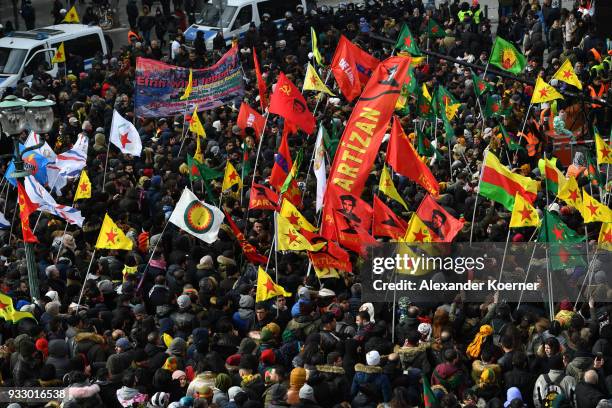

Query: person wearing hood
[[13, 338, 41, 386], [170, 294, 196, 338], [64, 370, 103, 407], [211, 372, 231, 407], [116, 370, 149, 408], [350, 350, 391, 404], [431, 348, 466, 399], [46, 339, 72, 380], [233, 294, 255, 336], [226, 386, 243, 408], [166, 337, 187, 369]]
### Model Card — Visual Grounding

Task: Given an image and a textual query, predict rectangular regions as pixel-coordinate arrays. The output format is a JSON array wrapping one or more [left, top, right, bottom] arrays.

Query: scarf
[[466, 324, 493, 358]]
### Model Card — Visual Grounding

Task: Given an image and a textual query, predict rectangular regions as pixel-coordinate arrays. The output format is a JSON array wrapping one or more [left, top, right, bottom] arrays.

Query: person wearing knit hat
[[352, 350, 392, 403], [287, 367, 307, 405], [227, 386, 243, 402], [211, 373, 231, 407], [466, 324, 494, 359], [298, 384, 318, 404], [176, 294, 191, 310], [366, 350, 381, 366], [196, 255, 214, 270], [225, 354, 241, 371], [35, 338, 49, 359], [264, 322, 281, 338], [260, 348, 276, 366]]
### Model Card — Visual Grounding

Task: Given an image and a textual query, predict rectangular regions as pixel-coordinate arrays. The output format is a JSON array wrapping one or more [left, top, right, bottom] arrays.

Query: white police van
[[0, 24, 110, 95], [184, 0, 308, 49]]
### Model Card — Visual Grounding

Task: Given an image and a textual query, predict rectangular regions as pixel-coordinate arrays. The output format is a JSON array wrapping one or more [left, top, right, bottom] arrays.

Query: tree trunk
[[12, 0, 20, 30]]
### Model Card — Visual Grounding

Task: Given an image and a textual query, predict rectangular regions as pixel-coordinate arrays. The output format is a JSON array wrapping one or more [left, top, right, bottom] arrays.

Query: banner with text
[[135, 47, 244, 117]]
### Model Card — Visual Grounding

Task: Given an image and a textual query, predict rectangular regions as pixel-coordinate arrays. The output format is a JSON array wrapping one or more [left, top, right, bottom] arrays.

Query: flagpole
[[497, 228, 512, 283], [101, 137, 111, 193], [249, 111, 270, 193], [513, 103, 532, 163], [54, 193, 78, 263], [516, 235, 539, 309], [274, 211, 278, 283], [481, 60, 490, 80], [7, 200, 18, 246], [76, 248, 96, 310], [574, 245, 600, 310], [33, 175, 62, 232], [136, 220, 170, 293], [469, 151, 486, 245]]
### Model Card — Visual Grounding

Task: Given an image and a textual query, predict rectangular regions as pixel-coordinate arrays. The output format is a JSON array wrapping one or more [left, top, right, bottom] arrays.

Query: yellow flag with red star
[[63, 6, 80, 23], [402, 213, 433, 243], [279, 198, 316, 232], [96, 214, 133, 250], [558, 176, 582, 209], [598, 223, 612, 251], [552, 59, 582, 90], [581, 189, 612, 224], [256, 267, 292, 302], [52, 42, 66, 64], [277, 215, 325, 251], [509, 192, 540, 228], [379, 165, 408, 210], [221, 160, 242, 192], [303, 63, 334, 96], [0, 292, 35, 323], [595, 130, 612, 165], [74, 170, 91, 201], [531, 77, 563, 104]]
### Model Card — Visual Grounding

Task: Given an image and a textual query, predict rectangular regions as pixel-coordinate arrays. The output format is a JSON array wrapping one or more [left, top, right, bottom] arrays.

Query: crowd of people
[[0, 0, 611, 407]]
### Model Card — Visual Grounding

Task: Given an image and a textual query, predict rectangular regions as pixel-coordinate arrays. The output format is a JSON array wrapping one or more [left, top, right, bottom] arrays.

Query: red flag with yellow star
[[256, 267, 291, 302], [74, 170, 91, 200], [17, 181, 38, 243], [224, 210, 268, 265], [581, 189, 612, 223], [96, 214, 133, 250]]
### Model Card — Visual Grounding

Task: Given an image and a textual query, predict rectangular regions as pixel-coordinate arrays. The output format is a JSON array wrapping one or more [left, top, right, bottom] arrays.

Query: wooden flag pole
[[76, 248, 97, 310]]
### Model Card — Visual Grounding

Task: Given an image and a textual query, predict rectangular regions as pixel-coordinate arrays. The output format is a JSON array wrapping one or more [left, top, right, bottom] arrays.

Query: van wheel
[[104, 34, 114, 55]]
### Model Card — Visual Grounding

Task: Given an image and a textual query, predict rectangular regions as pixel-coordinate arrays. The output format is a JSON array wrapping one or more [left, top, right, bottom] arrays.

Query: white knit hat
[[366, 350, 380, 366]]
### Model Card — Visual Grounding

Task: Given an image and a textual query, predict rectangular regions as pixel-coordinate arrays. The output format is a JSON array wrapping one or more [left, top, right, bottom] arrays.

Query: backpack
[[542, 373, 566, 408]]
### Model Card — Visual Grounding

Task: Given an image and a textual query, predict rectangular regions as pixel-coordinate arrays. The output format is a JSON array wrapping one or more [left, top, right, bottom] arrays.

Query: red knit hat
[[260, 349, 276, 365]]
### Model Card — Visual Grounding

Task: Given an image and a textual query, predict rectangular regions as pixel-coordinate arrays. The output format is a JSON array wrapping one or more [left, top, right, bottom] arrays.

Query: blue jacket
[[350, 363, 392, 403]]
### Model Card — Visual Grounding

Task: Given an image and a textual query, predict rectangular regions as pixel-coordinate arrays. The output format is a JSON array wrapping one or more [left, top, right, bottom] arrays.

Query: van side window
[[257, 0, 301, 21], [63, 34, 103, 61], [24, 45, 47, 76], [232, 5, 253, 31]]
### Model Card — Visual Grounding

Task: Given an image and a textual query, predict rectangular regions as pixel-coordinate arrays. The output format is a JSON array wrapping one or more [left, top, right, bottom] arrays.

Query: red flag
[[237, 103, 265, 139], [386, 117, 439, 197], [307, 239, 352, 273], [321, 184, 373, 240], [416, 195, 464, 243], [322, 56, 411, 240], [17, 181, 38, 243], [248, 183, 279, 211], [253, 47, 267, 111], [269, 72, 315, 134], [330, 35, 380, 102], [372, 196, 407, 239], [224, 210, 268, 264], [334, 210, 378, 256]]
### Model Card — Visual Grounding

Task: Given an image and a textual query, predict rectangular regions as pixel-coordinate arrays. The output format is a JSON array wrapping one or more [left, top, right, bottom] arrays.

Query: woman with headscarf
[[467, 325, 494, 359]]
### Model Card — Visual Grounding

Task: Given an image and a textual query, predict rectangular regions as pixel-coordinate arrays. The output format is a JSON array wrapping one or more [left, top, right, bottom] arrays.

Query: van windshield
[[196, 4, 236, 28], [0, 47, 27, 75]]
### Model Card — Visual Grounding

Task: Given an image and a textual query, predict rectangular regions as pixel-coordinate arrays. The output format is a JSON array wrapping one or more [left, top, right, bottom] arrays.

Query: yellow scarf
[[466, 325, 493, 358]]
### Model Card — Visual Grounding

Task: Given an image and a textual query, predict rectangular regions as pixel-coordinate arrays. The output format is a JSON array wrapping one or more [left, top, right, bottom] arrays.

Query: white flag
[[313, 125, 327, 212], [0, 211, 9, 229], [24, 176, 84, 227], [169, 188, 224, 244], [54, 133, 88, 178], [109, 110, 142, 157], [25, 131, 57, 162]]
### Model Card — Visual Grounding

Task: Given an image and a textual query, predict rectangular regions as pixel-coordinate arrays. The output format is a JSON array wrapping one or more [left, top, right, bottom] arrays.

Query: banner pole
[[76, 248, 96, 310], [516, 237, 539, 309], [101, 138, 111, 192], [497, 228, 512, 283], [136, 220, 170, 293]]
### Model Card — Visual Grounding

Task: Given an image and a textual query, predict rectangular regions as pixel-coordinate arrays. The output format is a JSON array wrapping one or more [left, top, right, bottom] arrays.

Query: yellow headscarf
[[466, 325, 493, 358], [162, 356, 178, 372]]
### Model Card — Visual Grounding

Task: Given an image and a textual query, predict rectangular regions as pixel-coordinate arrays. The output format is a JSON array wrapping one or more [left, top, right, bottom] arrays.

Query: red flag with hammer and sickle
[[269, 72, 315, 135]]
